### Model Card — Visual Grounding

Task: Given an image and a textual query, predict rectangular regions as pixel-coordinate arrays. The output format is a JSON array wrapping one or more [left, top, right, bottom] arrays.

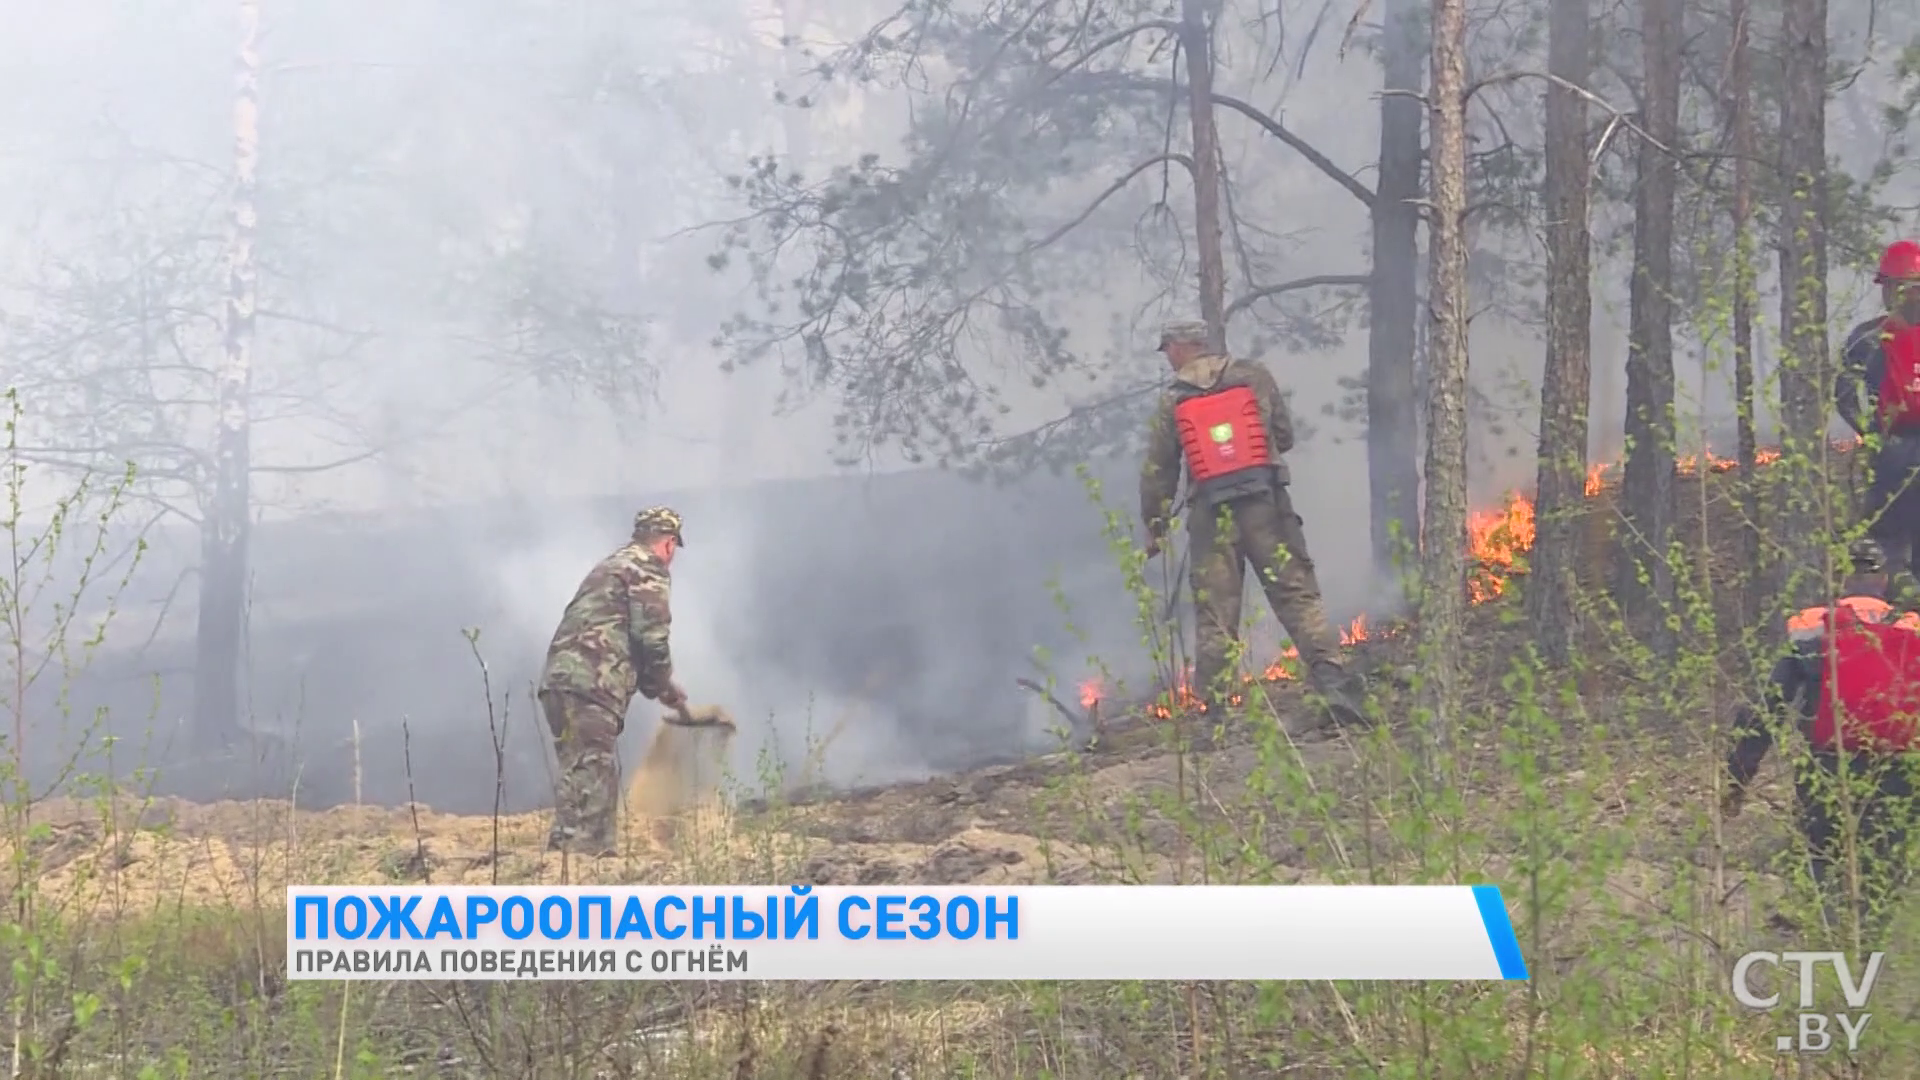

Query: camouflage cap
[[1157, 320, 1209, 350], [1849, 535, 1885, 574], [633, 505, 686, 546]]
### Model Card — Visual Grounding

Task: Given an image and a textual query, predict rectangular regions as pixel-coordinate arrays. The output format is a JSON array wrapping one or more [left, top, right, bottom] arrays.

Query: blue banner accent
[[1470, 885, 1529, 980]]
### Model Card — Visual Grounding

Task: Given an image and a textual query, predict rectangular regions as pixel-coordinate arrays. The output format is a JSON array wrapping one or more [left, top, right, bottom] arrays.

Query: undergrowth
[[2, 365, 1920, 1079]]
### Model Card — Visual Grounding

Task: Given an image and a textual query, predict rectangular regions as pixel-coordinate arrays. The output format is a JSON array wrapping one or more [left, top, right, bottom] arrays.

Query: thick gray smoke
[[3, 0, 1909, 818], [38, 463, 1180, 813]]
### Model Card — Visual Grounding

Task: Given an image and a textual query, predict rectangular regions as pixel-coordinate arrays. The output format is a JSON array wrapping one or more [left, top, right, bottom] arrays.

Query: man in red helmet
[[1835, 240, 1920, 574]]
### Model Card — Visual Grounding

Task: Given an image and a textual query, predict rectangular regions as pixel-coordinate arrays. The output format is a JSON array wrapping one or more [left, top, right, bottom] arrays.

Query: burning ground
[[1, 438, 1906, 1075], [7, 435, 1859, 910], [1075, 439, 1811, 719]]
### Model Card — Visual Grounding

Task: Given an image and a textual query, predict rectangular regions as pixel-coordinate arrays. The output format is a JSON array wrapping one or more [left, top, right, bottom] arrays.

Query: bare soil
[[1, 645, 1787, 930], [2, 667, 1397, 910]]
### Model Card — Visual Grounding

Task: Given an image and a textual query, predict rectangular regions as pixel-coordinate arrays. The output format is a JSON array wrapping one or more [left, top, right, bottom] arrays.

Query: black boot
[[1309, 661, 1370, 729]]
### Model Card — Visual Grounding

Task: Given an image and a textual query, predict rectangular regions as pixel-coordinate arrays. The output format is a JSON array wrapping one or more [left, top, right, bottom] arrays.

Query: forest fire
[[1078, 491, 1543, 715], [1080, 437, 1851, 720], [1078, 615, 1372, 718], [1466, 493, 1534, 602], [1582, 444, 1789, 496]]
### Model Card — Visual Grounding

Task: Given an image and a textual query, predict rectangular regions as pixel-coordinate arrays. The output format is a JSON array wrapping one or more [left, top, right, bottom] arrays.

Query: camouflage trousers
[[1189, 489, 1363, 722], [539, 689, 624, 854]]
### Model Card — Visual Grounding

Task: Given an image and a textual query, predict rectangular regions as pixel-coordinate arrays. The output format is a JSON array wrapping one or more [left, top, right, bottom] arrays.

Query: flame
[[1467, 493, 1536, 603], [1079, 437, 1857, 719], [1077, 615, 1374, 720], [1583, 440, 1835, 495]]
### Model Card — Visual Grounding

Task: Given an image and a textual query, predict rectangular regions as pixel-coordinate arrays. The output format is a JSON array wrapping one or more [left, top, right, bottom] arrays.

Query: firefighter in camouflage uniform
[[1139, 320, 1367, 735], [538, 506, 688, 855]]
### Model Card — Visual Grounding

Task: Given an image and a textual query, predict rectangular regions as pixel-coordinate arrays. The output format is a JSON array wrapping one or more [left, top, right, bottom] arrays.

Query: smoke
[[475, 481, 987, 804], [650, 495, 953, 796], [6, 0, 1908, 820]]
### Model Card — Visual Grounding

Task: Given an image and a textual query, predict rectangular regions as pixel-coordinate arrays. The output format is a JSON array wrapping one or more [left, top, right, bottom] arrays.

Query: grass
[[3, 388, 1920, 1078]]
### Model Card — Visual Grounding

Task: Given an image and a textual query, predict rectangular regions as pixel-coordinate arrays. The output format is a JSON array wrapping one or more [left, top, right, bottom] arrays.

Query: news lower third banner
[[286, 884, 1530, 982]]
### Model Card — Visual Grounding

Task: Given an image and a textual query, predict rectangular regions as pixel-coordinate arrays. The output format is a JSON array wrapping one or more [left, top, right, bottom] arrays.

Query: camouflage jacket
[[539, 542, 674, 713], [1140, 354, 1295, 538]]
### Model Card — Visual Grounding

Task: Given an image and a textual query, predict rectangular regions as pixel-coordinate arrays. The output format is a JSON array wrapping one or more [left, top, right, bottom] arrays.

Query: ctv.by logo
[[1732, 951, 1885, 1053]]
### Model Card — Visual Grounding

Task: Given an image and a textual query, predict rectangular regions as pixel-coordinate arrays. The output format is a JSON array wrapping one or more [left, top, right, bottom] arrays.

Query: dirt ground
[[4, 454, 1822, 926], [10, 458, 1827, 926], [6, 665, 1787, 955], [4, 669, 1390, 919]]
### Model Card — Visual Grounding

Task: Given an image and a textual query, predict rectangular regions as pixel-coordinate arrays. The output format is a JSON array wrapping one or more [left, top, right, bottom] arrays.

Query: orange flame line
[[1083, 438, 1850, 713]]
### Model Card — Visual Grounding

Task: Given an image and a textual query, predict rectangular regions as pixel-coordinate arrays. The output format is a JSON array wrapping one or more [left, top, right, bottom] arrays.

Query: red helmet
[[1877, 240, 1920, 283]]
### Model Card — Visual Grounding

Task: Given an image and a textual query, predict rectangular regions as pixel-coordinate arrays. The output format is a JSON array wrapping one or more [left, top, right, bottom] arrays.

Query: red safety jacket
[[1789, 596, 1920, 753], [1173, 385, 1275, 501], [1877, 321, 1920, 435]]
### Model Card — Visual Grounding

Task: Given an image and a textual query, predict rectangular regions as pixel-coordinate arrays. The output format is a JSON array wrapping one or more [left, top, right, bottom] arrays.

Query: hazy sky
[[2, 0, 1916, 809], [0, 0, 1914, 524]]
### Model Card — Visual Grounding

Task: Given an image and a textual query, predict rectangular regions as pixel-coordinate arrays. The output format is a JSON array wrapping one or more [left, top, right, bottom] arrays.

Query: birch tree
[[0, 0, 435, 749], [195, 0, 263, 749]]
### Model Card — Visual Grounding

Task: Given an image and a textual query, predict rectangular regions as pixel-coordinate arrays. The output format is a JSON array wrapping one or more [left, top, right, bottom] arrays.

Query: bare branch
[[1224, 274, 1371, 320], [1466, 70, 1674, 156], [249, 447, 383, 475], [1024, 153, 1195, 255], [1053, 72, 1377, 209], [1209, 93, 1378, 207], [1338, 0, 1377, 59], [1073, 20, 1183, 71]]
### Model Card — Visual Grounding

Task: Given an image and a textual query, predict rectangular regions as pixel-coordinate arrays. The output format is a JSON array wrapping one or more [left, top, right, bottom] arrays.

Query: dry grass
[[4, 442, 1919, 1076]]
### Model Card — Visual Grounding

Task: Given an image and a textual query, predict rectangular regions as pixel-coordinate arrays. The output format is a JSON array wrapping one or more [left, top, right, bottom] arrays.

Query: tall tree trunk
[[1618, 0, 1681, 654], [1729, 0, 1759, 618], [1367, 0, 1424, 587], [1778, 0, 1830, 600], [194, 0, 260, 751], [1179, 0, 1228, 349], [1418, 0, 1470, 772], [1524, 0, 1593, 664]]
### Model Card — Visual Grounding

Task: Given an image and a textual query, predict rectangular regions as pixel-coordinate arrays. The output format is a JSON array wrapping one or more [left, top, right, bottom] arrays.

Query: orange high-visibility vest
[[1786, 596, 1920, 639], [1788, 595, 1920, 753]]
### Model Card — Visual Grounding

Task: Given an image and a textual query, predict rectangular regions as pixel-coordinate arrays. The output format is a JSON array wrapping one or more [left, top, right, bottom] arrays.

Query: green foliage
[[3, 378, 1920, 1072], [708, 0, 1381, 476]]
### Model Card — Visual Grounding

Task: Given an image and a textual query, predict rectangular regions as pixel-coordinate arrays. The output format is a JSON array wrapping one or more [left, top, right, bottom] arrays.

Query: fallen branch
[[1015, 678, 1082, 728]]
